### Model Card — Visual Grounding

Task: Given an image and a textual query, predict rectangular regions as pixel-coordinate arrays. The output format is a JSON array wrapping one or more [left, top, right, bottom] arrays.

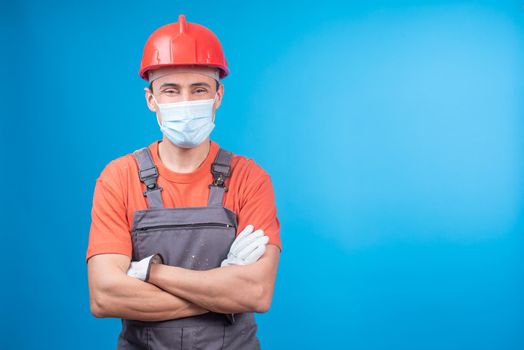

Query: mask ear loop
[[211, 92, 219, 123], [150, 94, 159, 110]]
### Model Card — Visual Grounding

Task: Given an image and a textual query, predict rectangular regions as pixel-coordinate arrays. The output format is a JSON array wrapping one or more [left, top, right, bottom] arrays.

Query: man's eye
[[163, 89, 177, 94], [195, 88, 207, 94]]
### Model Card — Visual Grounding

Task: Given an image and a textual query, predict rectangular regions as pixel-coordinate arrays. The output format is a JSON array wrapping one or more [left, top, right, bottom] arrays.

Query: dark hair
[[149, 80, 220, 93]]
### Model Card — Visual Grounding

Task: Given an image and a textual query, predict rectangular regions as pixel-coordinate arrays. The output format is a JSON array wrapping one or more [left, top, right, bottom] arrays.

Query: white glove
[[127, 253, 164, 282], [221, 224, 269, 267]]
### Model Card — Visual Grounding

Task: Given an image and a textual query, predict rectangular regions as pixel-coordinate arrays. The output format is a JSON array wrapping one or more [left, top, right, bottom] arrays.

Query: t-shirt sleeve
[[237, 163, 282, 253], [85, 160, 132, 263]]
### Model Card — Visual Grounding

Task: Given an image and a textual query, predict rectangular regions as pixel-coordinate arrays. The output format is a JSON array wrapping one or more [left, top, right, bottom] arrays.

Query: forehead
[[153, 71, 216, 87]]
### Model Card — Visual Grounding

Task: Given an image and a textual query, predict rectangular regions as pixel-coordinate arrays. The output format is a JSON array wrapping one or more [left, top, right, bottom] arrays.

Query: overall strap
[[208, 148, 233, 207], [133, 147, 164, 209]]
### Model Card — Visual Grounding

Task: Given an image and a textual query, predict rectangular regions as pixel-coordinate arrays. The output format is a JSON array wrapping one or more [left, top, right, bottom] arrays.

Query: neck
[[158, 137, 211, 173]]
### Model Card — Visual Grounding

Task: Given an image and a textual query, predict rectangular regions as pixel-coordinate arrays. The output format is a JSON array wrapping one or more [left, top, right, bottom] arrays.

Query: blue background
[[2, 0, 523, 349]]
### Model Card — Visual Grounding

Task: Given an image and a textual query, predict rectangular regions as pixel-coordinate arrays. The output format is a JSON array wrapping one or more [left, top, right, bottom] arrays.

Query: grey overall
[[116, 146, 261, 350]]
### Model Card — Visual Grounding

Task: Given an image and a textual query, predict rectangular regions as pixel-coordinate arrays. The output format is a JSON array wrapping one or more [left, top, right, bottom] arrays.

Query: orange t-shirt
[[85, 139, 282, 263]]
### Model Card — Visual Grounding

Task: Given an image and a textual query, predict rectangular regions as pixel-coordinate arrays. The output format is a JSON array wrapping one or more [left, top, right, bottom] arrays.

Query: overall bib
[[117, 146, 261, 350]]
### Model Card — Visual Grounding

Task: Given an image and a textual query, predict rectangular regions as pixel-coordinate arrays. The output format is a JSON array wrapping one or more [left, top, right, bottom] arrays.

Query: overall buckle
[[143, 185, 163, 197], [139, 165, 158, 181], [209, 173, 228, 192]]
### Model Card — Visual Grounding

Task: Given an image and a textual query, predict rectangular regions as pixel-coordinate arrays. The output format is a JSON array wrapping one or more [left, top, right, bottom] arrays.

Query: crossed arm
[[87, 245, 280, 321]]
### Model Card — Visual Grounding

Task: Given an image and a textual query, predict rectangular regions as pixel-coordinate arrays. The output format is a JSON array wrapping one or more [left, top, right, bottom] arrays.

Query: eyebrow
[[159, 82, 211, 89]]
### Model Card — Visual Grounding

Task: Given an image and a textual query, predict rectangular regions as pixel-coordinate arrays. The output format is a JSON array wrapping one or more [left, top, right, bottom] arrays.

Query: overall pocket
[[223, 321, 260, 350], [181, 325, 225, 350], [118, 325, 189, 350], [132, 225, 235, 270]]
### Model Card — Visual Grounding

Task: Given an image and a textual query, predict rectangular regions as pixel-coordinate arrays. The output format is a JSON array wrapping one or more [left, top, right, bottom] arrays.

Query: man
[[85, 14, 282, 349]]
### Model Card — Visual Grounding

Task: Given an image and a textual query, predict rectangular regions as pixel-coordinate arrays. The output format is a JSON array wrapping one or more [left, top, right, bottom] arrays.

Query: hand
[[220, 224, 269, 267], [127, 253, 164, 282]]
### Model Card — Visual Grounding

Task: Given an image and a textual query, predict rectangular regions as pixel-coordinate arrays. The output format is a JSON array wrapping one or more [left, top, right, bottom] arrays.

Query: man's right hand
[[220, 224, 269, 267]]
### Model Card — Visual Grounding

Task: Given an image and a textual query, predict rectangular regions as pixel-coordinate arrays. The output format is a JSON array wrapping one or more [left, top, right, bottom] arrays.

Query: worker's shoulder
[[230, 150, 271, 181], [96, 148, 138, 183]]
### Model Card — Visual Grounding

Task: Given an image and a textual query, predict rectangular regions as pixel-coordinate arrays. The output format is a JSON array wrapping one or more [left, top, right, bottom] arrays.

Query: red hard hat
[[139, 14, 229, 81]]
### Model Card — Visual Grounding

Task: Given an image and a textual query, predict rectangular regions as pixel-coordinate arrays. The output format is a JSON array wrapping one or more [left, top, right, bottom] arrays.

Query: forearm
[[90, 273, 209, 321], [148, 263, 264, 314], [137, 245, 279, 315]]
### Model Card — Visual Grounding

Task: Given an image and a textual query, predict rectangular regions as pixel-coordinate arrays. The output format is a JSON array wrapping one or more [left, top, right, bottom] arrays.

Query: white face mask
[[152, 94, 217, 148]]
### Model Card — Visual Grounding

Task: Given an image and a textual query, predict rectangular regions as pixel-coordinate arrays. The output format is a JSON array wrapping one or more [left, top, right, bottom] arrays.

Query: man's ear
[[144, 87, 156, 112], [215, 83, 224, 110]]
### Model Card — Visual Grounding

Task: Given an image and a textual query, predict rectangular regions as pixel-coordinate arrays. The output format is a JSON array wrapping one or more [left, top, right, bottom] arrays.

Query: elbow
[[90, 297, 105, 318], [90, 293, 109, 318], [89, 287, 113, 318], [253, 283, 273, 313], [255, 301, 271, 314]]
